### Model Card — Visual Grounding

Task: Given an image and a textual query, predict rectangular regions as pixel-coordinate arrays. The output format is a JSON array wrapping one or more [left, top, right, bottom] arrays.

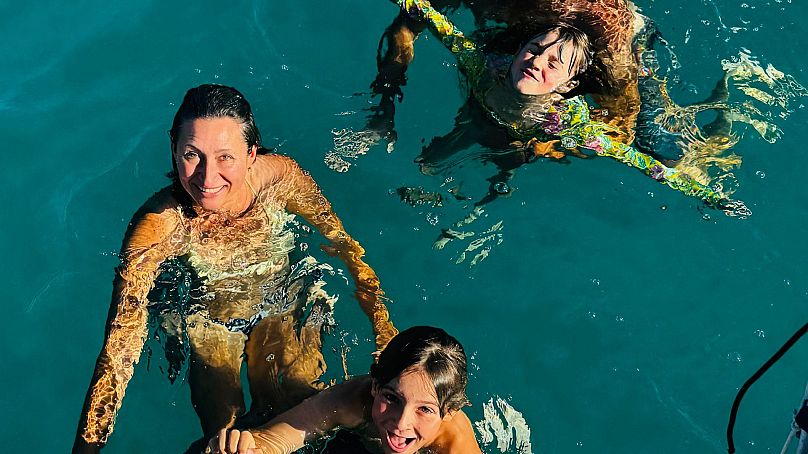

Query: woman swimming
[[372, 0, 747, 214], [206, 326, 482, 454], [73, 84, 397, 453]]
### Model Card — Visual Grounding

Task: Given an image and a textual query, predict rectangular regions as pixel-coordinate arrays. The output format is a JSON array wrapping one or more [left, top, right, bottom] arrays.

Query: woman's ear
[[248, 145, 258, 165], [371, 379, 380, 398], [555, 79, 580, 94]]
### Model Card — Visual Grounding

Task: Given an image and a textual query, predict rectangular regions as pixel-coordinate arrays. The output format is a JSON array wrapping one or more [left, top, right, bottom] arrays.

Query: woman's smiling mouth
[[196, 184, 226, 196]]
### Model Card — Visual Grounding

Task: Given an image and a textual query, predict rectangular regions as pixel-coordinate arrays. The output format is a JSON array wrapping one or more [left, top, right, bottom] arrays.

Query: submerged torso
[[148, 184, 301, 333]]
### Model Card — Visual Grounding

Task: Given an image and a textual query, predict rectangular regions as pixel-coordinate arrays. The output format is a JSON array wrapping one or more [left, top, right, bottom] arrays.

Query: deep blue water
[[2, 0, 808, 452]]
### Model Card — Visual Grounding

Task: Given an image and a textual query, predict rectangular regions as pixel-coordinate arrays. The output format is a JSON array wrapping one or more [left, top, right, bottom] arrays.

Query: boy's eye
[[419, 406, 436, 415], [219, 154, 234, 161]]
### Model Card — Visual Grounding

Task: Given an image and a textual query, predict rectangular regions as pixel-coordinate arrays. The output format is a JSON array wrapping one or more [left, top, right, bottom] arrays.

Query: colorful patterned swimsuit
[[398, 0, 747, 214]]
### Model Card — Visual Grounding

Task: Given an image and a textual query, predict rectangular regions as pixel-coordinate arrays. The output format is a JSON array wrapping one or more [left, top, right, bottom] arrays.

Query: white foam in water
[[475, 397, 533, 454]]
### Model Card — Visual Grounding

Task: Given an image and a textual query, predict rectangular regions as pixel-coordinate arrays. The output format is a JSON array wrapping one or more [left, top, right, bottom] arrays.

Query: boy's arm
[[210, 377, 371, 454]]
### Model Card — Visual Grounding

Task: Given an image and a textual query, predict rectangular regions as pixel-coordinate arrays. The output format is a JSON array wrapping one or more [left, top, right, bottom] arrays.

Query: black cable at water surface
[[727, 320, 808, 454]]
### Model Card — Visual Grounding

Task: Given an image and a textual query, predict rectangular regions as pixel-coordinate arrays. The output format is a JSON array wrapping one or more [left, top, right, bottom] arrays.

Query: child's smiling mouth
[[386, 431, 416, 453]]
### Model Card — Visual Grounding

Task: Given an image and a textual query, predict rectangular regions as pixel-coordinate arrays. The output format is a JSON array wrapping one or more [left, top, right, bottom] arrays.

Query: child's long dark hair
[[482, 13, 617, 97], [371, 326, 470, 415]]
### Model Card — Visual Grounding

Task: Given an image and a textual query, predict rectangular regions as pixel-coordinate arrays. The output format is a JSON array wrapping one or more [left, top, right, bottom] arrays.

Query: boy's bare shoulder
[[431, 410, 482, 454]]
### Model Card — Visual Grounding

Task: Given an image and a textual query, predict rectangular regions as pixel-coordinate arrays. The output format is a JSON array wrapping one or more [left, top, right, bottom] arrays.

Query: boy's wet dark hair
[[169, 84, 262, 151], [370, 326, 470, 415]]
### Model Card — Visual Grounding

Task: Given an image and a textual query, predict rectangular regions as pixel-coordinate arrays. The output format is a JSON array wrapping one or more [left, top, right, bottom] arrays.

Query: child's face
[[510, 30, 580, 96], [371, 368, 450, 454]]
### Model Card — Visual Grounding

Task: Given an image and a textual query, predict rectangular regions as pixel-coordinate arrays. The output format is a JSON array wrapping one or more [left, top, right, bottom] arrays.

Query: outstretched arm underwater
[[73, 190, 184, 453], [392, 0, 747, 214], [267, 155, 397, 349]]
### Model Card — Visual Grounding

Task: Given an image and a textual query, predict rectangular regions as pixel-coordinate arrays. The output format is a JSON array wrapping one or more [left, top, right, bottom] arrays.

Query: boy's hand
[[206, 429, 257, 454]]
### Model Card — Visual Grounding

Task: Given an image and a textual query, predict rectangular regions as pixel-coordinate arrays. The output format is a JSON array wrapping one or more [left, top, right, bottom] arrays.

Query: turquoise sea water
[[3, 0, 808, 452]]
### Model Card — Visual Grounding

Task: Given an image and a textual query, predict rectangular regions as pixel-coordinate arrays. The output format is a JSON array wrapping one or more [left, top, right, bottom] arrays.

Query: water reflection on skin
[[73, 85, 397, 453]]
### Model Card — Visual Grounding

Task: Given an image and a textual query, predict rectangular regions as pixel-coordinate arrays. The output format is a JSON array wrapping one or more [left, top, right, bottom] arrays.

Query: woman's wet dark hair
[[169, 84, 262, 151], [167, 84, 272, 194], [370, 326, 470, 415]]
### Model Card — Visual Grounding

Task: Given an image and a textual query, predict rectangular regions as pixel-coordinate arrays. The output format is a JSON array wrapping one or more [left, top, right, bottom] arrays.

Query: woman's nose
[[200, 159, 219, 184]]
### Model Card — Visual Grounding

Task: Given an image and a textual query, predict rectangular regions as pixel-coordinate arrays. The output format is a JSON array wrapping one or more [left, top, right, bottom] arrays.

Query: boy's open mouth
[[386, 431, 416, 453]]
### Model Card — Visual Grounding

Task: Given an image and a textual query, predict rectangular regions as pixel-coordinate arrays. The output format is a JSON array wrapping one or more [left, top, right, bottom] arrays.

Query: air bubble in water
[[493, 182, 510, 194]]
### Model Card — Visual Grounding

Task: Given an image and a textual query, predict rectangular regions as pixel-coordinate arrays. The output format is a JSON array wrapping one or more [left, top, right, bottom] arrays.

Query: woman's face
[[510, 30, 578, 95], [173, 117, 256, 212], [371, 368, 450, 454]]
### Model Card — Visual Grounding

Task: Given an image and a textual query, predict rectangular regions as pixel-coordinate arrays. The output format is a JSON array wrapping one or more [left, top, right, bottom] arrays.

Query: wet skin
[[370, 368, 451, 454], [509, 30, 580, 96]]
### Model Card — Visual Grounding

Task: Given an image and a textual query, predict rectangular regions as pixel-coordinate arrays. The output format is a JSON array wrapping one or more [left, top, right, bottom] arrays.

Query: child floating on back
[[387, 0, 748, 215]]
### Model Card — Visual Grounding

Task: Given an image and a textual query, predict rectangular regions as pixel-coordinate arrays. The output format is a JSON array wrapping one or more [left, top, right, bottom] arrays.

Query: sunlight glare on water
[[2, 0, 808, 452]]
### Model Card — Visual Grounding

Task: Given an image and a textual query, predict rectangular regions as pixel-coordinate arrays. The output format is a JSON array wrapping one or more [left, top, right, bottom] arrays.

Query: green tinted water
[[2, 0, 807, 452]]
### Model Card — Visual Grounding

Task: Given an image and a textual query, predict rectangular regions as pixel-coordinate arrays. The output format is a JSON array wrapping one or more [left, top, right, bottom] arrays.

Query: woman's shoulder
[[253, 153, 305, 186], [124, 186, 183, 246]]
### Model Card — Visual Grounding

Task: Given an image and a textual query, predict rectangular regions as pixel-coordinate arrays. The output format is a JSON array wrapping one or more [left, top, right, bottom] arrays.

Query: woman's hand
[[206, 429, 257, 454]]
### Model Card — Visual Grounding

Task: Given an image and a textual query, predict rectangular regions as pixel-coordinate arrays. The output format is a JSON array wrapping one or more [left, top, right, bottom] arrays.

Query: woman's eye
[[383, 393, 399, 403], [183, 151, 198, 160]]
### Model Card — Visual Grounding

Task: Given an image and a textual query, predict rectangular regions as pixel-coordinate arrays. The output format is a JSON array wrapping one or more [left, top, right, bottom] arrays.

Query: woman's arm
[[73, 190, 182, 453], [266, 155, 397, 350], [393, 0, 487, 84], [208, 377, 371, 454]]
